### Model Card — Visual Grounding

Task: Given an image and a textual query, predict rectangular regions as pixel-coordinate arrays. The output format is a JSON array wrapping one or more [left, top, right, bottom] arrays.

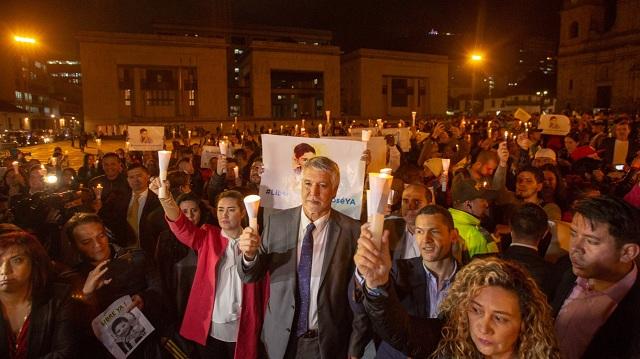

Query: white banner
[[259, 134, 366, 219], [200, 145, 221, 169], [127, 126, 164, 151]]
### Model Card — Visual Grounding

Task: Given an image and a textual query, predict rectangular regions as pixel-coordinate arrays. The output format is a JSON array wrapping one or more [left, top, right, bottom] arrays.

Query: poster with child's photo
[[128, 126, 164, 151], [92, 295, 155, 358]]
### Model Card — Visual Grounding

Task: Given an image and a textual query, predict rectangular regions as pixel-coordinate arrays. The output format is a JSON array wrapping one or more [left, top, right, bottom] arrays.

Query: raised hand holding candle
[[441, 158, 451, 192], [243, 195, 261, 232], [95, 183, 103, 199], [157, 150, 172, 198]]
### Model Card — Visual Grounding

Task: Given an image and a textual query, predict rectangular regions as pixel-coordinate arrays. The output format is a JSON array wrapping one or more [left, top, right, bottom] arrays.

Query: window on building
[[124, 89, 131, 106], [391, 79, 409, 107], [569, 22, 579, 38], [188, 90, 195, 106], [15, 91, 22, 101]]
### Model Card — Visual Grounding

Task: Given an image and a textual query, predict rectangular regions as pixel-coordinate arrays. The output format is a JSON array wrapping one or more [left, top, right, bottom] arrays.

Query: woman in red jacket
[[150, 179, 267, 359]]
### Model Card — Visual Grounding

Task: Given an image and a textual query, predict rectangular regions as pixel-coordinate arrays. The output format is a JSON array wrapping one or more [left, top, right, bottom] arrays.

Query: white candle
[[233, 166, 239, 178], [280, 125, 284, 133], [318, 124, 323, 137], [504, 130, 509, 142], [268, 128, 272, 134], [12, 161, 19, 173], [96, 138, 102, 149], [188, 130, 192, 138], [243, 195, 261, 232], [326, 110, 331, 124], [295, 124, 299, 134], [411, 111, 417, 127], [157, 150, 172, 198]]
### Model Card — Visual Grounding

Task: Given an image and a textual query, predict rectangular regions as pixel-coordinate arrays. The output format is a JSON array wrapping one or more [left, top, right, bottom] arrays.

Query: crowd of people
[[0, 110, 639, 359]]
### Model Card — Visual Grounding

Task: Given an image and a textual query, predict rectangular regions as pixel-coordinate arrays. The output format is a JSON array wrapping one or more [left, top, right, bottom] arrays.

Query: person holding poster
[[238, 156, 361, 359], [149, 179, 267, 359]]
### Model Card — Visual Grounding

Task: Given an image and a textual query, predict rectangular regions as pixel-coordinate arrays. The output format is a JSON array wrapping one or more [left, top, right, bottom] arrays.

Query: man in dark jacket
[[349, 204, 460, 358]]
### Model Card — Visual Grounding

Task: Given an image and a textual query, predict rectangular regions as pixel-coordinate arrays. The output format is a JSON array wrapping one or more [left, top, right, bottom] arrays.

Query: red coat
[[167, 214, 268, 359]]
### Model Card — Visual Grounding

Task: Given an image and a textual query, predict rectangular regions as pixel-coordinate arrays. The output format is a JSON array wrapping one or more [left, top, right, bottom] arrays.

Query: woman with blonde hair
[[356, 227, 559, 359], [431, 258, 559, 358]]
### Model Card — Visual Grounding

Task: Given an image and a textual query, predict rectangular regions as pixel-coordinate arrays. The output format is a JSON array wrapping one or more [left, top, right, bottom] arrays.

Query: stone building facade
[[557, 0, 640, 112]]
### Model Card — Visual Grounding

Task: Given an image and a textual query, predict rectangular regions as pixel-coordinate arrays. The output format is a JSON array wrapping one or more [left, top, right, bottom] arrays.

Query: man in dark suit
[[598, 119, 639, 169], [350, 204, 460, 359], [238, 156, 361, 359], [99, 164, 160, 257], [89, 152, 129, 202], [503, 203, 559, 299], [552, 196, 640, 359]]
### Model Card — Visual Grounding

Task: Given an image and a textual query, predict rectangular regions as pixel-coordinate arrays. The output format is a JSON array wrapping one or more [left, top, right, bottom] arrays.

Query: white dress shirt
[[211, 230, 243, 342], [400, 227, 420, 259], [297, 210, 330, 331]]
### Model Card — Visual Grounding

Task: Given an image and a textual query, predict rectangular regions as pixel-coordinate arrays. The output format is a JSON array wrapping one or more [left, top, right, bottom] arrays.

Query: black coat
[[0, 283, 78, 359], [598, 137, 640, 168], [551, 269, 640, 359], [501, 245, 560, 300], [353, 257, 458, 359]]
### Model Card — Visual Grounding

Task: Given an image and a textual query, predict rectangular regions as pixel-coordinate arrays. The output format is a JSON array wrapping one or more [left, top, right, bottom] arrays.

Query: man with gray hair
[[238, 156, 361, 359]]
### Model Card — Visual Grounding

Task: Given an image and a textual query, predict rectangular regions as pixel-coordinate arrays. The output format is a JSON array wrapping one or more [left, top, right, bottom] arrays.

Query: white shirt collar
[[510, 242, 539, 251], [300, 210, 331, 233]]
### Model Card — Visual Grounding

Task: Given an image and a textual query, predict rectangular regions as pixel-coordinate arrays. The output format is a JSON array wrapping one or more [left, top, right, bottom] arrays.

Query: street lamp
[[13, 35, 37, 44], [468, 52, 484, 114]]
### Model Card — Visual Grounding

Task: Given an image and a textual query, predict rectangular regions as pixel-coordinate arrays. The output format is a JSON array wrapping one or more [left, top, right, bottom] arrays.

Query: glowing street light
[[470, 53, 483, 63], [13, 35, 36, 44]]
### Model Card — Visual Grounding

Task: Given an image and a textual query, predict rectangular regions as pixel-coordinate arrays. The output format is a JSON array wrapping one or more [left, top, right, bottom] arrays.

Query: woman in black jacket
[[0, 231, 77, 359]]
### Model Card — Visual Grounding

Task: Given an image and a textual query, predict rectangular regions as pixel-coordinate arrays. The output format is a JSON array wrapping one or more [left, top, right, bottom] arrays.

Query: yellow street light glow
[[13, 35, 36, 44], [470, 53, 483, 62]]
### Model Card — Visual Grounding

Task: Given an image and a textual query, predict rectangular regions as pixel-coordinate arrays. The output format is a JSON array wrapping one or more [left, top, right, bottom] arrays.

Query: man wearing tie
[[238, 156, 361, 359]]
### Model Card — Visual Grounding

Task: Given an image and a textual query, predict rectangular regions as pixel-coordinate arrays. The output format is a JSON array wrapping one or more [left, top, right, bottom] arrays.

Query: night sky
[[2, 0, 561, 62]]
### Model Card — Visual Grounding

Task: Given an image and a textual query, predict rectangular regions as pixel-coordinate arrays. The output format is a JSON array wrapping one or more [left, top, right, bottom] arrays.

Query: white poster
[[200, 145, 221, 169], [349, 127, 410, 152], [92, 295, 155, 359], [127, 126, 164, 151], [539, 114, 570, 136], [259, 134, 367, 220]]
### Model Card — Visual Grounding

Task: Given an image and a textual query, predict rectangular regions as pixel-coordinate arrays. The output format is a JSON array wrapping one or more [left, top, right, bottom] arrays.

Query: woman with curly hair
[[356, 226, 560, 359], [431, 258, 559, 358]]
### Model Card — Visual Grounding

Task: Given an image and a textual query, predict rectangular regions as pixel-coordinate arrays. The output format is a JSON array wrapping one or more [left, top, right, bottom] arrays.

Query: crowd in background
[[0, 109, 639, 358]]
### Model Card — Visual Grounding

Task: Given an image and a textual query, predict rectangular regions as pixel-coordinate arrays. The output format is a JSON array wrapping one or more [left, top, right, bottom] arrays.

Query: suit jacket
[[384, 216, 410, 261], [100, 189, 161, 257], [502, 245, 560, 300], [349, 257, 447, 359], [551, 269, 640, 359], [0, 283, 77, 359], [599, 137, 640, 167], [238, 206, 361, 359]]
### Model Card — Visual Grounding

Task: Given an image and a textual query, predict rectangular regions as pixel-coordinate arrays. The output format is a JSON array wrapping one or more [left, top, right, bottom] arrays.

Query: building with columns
[[557, 0, 640, 112], [79, 26, 449, 132]]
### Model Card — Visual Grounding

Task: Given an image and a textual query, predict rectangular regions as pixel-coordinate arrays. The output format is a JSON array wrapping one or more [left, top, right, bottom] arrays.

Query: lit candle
[[326, 110, 331, 124], [461, 119, 466, 130], [95, 183, 103, 199], [96, 138, 102, 149], [233, 166, 239, 178], [125, 141, 130, 152], [483, 181, 488, 188], [295, 124, 299, 134], [188, 130, 192, 138], [411, 111, 417, 127], [302, 119, 305, 128], [368, 119, 372, 128], [268, 128, 272, 134], [504, 130, 509, 142], [172, 129, 176, 138], [280, 125, 284, 133], [11, 161, 19, 173], [318, 124, 323, 137]]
